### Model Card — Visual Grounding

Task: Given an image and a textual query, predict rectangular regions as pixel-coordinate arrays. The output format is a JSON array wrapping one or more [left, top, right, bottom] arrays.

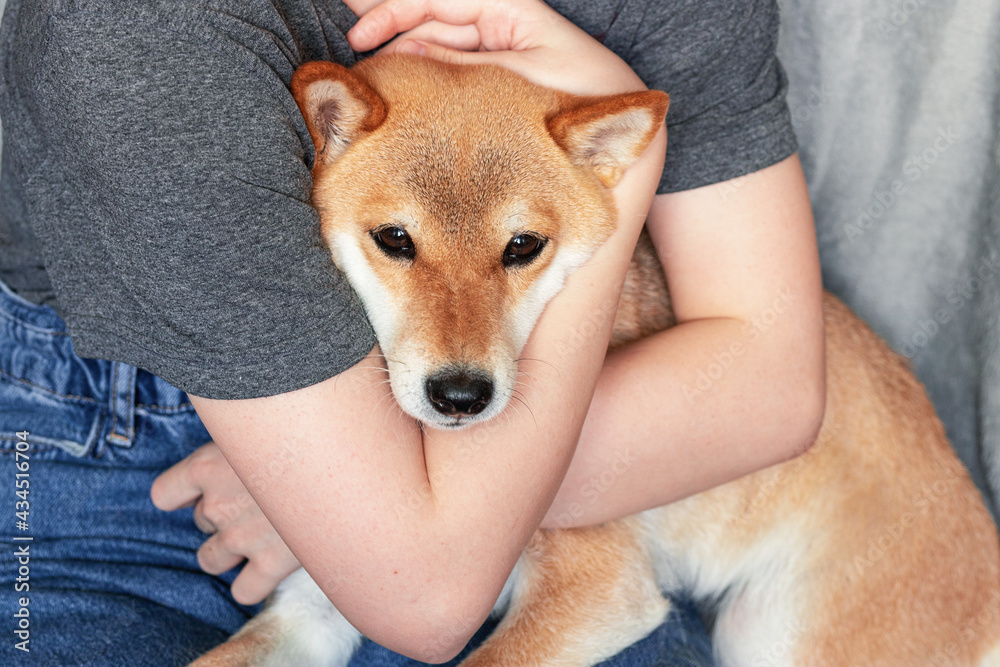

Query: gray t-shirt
[[0, 0, 795, 399]]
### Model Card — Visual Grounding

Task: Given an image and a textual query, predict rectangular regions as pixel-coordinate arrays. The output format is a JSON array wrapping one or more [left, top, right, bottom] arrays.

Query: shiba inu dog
[[192, 54, 1000, 666]]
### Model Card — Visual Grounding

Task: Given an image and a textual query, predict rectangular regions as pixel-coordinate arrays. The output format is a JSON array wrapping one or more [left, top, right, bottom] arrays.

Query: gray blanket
[[779, 0, 1000, 518]]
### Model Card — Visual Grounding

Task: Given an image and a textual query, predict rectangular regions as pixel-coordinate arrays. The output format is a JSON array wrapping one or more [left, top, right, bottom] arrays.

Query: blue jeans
[[0, 278, 714, 666]]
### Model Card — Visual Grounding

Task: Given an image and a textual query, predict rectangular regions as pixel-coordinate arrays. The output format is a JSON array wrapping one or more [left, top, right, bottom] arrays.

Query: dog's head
[[292, 55, 667, 428]]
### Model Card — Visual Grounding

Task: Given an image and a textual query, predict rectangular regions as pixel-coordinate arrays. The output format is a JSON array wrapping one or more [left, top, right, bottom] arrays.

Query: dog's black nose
[[426, 370, 493, 417]]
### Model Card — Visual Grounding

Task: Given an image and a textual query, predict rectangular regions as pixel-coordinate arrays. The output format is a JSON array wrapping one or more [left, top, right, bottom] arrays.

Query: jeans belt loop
[[107, 361, 138, 448]]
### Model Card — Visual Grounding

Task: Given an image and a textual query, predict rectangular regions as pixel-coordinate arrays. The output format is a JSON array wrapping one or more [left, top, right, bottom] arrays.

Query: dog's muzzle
[[425, 369, 494, 418]]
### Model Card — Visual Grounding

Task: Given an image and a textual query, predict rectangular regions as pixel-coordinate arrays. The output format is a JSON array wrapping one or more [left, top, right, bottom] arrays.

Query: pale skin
[[150, 0, 825, 661]]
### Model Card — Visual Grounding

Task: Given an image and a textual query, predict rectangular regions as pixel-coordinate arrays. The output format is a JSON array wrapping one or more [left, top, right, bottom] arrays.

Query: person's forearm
[[355, 127, 667, 646], [542, 155, 826, 528], [542, 310, 824, 528], [418, 126, 667, 529]]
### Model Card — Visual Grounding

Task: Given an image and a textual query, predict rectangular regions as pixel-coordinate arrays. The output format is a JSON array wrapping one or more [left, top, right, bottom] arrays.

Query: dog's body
[[193, 55, 1000, 666]]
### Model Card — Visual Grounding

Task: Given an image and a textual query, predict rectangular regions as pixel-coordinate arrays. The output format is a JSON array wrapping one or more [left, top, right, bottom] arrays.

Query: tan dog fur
[[192, 54, 1000, 666]]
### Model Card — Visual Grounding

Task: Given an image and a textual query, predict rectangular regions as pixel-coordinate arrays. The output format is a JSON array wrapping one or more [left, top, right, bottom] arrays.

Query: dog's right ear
[[291, 61, 388, 165], [549, 90, 669, 188]]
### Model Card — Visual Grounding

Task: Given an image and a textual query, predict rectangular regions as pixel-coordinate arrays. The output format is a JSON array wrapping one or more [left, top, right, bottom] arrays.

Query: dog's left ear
[[549, 90, 669, 188], [291, 61, 388, 166]]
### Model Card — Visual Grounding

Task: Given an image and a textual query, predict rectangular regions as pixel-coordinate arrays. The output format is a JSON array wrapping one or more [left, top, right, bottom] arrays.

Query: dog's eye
[[372, 226, 415, 260], [503, 234, 547, 268]]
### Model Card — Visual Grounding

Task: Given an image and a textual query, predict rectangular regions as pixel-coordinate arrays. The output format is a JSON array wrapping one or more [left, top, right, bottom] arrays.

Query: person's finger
[[197, 531, 246, 576], [229, 552, 301, 606], [389, 39, 524, 69], [150, 449, 209, 511], [382, 21, 483, 54], [348, 0, 488, 51], [192, 498, 220, 534], [343, 0, 383, 16], [390, 41, 591, 95]]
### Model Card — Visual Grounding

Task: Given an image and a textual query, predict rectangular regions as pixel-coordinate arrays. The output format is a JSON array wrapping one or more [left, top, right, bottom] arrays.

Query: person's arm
[[179, 5, 665, 662], [543, 153, 826, 527], [350, 0, 827, 525]]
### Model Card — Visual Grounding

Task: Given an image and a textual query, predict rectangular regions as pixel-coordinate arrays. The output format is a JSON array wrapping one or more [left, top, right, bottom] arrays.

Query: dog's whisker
[[497, 401, 517, 429], [368, 392, 395, 424], [512, 374, 536, 397], [380, 354, 407, 368], [515, 356, 559, 374], [509, 391, 536, 428], [365, 351, 408, 369]]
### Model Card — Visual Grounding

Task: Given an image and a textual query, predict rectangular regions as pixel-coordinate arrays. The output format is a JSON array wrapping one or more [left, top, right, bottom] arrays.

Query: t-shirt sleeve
[[30, 10, 376, 399], [623, 0, 798, 193]]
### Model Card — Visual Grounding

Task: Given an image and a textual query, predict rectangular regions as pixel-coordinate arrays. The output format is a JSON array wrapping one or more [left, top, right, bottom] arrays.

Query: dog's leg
[[460, 521, 669, 667], [189, 569, 363, 667], [187, 615, 283, 667]]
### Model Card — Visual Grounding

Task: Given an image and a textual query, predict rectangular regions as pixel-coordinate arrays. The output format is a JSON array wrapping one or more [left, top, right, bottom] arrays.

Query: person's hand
[[150, 442, 300, 605], [346, 0, 649, 97]]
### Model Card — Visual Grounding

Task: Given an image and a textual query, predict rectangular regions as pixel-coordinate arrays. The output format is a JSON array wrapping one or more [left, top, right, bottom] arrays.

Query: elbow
[[360, 582, 494, 664], [388, 636, 468, 665], [789, 389, 825, 461], [785, 362, 827, 462], [396, 621, 477, 665], [764, 316, 826, 464]]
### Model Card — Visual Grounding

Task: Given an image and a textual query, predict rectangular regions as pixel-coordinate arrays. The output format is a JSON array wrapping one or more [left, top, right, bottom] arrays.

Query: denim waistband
[[0, 277, 193, 458]]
